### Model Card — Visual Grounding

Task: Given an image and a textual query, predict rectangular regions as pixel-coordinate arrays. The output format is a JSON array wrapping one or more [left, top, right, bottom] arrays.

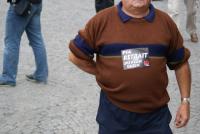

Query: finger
[[175, 114, 183, 128], [175, 113, 181, 125], [175, 120, 182, 128], [175, 119, 184, 128], [177, 121, 186, 128], [181, 118, 189, 127], [176, 118, 188, 128]]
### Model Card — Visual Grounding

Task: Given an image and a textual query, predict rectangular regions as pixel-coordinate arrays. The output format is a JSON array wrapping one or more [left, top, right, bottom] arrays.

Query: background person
[[95, 0, 114, 12], [168, 0, 198, 43], [0, 0, 48, 87]]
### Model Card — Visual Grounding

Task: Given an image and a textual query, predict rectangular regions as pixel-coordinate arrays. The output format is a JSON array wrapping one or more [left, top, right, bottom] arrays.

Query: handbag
[[13, 0, 31, 16]]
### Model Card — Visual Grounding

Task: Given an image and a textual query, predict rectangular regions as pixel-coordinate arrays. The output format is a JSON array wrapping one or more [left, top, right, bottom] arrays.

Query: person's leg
[[96, 91, 132, 134], [184, 0, 198, 42], [95, 0, 114, 13], [168, 0, 180, 28], [129, 105, 173, 134], [25, 4, 48, 82], [0, 5, 27, 86]]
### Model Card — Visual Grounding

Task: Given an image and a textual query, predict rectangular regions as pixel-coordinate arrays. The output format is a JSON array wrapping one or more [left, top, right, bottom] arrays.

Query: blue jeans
[[0, 3, 48, 84], [96, 91, 173, 134]]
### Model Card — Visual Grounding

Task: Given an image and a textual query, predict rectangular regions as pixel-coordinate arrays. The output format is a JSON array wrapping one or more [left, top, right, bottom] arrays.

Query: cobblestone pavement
[[0, 0, 200, 134]]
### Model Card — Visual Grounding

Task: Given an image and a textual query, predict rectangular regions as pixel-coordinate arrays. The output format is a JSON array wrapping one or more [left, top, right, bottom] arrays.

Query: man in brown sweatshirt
[[69, 0, 191, 133]]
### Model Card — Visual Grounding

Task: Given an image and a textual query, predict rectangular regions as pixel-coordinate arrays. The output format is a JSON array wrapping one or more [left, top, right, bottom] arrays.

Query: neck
[[122, 6, 150, 18]]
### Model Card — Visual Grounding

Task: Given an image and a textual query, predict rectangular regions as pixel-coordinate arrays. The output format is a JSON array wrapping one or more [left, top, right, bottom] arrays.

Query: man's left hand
[[175, 103, 190, 128]]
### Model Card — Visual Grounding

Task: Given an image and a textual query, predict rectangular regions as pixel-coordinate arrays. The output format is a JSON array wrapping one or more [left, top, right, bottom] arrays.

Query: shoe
[[190, 33, 198, 43], [26, 74, 47, 84], [0, 81, 16, 87]]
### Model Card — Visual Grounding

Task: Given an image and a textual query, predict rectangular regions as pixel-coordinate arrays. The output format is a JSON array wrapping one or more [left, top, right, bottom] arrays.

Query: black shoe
[[0, 81, 16, 87], [26, 74, 47, 84]]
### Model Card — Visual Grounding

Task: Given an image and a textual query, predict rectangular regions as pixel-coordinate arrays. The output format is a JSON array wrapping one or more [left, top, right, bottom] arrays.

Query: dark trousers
[[95, 0, 114, 12], [96, 91, 173, 134]]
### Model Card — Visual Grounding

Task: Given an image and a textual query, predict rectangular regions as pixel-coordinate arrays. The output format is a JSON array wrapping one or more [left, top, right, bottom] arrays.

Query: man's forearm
[[69, 53, 97, 75], [175, 62, 191, 99], [174, 62, 191, 128]]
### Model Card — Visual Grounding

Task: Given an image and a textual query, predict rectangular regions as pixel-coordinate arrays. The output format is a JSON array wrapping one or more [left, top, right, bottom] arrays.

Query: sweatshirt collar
[[117, 2, 155, 23]]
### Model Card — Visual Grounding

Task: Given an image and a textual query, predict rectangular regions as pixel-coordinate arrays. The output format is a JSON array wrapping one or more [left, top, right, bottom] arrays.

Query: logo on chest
[[121, 48, 150, 70]]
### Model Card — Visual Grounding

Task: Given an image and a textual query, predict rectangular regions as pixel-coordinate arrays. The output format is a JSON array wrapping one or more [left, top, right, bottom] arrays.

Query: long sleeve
[[69, 17, 98, 74], [166, 19, 190, 70]]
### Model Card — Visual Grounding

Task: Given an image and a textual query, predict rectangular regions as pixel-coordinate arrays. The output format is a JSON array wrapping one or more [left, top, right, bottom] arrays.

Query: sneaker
[[0, 81, 16, 87], [26, 74, 47, 84], [190, 33, 198, 43]]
